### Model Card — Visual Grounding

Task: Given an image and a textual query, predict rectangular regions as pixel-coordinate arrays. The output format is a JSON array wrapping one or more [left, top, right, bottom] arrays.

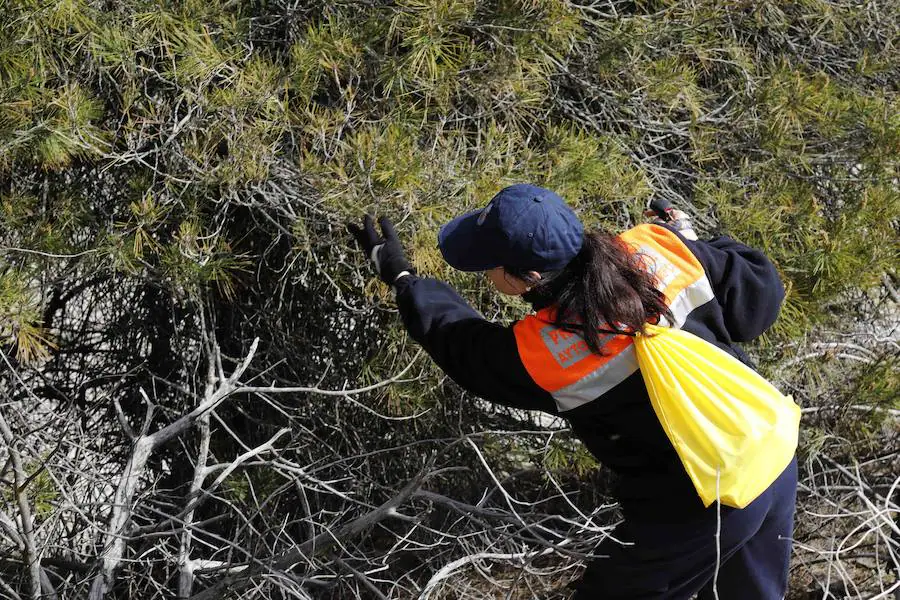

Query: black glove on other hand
[[347, 215, 415, 284]]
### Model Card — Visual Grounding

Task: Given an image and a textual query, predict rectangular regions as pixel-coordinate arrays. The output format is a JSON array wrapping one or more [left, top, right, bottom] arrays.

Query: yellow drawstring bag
[[634, 323, 800, 508]]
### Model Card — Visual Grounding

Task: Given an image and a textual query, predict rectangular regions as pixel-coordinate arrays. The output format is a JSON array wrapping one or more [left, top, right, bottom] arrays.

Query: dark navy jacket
[[394, 226, 785, 519]]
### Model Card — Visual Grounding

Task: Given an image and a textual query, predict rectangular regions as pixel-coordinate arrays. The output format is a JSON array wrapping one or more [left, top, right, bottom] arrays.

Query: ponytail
[[510, 231, 672, 354]]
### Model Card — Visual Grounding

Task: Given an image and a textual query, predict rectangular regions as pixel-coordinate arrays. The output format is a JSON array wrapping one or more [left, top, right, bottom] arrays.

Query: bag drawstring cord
[[713, 466, 722, 600]]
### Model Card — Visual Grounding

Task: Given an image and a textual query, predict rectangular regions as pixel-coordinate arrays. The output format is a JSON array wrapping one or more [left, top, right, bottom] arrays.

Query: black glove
[[643, 207, 698, 240], [347, 215, 415, 284]]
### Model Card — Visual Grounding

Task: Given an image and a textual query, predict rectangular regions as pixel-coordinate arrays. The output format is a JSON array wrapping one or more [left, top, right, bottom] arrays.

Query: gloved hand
[[643, 206, 698, 241], [347, 215, 415, 284]]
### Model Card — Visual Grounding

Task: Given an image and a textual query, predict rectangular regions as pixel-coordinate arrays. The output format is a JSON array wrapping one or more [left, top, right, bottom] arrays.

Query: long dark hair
[[508, 230, 672, 354]]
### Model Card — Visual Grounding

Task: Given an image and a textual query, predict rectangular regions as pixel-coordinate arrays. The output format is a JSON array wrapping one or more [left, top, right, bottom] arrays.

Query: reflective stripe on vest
[[513, 224, 714, 412]]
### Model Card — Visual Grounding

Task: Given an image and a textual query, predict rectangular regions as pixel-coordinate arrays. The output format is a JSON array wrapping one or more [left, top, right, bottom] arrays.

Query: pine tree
[[0, 1, 897, 598]]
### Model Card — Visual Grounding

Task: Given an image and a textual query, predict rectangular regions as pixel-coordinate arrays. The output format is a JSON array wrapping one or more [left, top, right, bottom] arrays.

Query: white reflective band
[[549, 276, 715, 413], [552, 345, 638, 412], [669, 275, 715, 327]]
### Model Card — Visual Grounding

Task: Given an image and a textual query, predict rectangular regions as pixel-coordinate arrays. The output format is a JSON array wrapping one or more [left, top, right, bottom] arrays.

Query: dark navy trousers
[[573, 459, 798, 599]]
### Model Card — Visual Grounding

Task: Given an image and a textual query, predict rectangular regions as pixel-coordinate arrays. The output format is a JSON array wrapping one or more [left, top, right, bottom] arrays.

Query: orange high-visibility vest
[[512, 224, 715, 412]]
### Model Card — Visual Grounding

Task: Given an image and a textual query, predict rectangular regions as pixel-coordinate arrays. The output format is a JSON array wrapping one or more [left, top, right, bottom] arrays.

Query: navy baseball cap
[[438, 184, 584, 272]]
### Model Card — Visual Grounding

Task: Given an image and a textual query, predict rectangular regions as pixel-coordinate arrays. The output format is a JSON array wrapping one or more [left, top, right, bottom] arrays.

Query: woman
[[349, 183, 797, 599]]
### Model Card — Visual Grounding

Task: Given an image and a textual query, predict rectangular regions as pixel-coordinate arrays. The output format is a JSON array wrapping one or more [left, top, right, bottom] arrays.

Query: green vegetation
[[0, 1, 897, 598]]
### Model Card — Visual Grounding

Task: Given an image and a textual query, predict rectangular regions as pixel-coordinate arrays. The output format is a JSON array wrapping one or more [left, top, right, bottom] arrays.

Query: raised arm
[[394, 275, 557, 413], [349, 215, 556, 414], [679, 233, 785, 342]]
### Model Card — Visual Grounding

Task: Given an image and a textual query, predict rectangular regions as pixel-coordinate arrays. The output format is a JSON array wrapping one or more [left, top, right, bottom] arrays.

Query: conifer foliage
[[0, 1, 897, 598]]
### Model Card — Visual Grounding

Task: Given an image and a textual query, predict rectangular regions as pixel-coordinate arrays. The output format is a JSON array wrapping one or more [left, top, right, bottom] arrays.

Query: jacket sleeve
[[676, 232, 786, 342], [393, 275, 558, 414]]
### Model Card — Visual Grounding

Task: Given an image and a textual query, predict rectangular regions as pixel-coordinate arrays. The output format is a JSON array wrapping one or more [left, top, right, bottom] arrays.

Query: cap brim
[[438, 209, 503, 272]]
